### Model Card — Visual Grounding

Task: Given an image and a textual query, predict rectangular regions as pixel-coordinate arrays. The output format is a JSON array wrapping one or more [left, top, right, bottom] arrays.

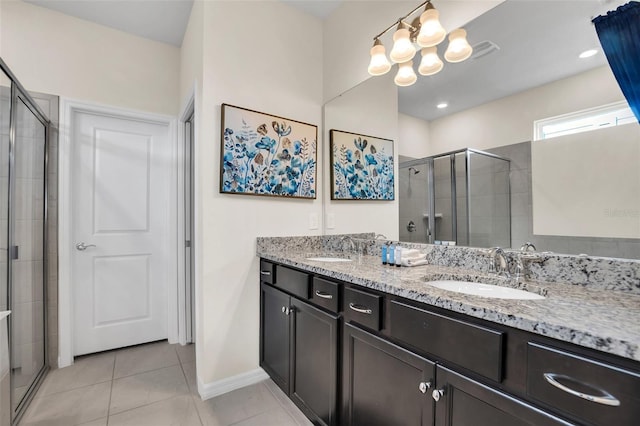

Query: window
[[533, 101, 635, 141]]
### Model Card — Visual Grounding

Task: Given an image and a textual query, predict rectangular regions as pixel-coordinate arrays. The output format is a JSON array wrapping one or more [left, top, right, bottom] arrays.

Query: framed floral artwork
[[220, 104, 317, 198], [330, 129, 394, 200]]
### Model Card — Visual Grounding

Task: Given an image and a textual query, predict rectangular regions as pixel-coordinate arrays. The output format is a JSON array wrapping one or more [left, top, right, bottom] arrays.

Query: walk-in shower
[[399, 148, 511, 248], [1, 58, 50, 425]]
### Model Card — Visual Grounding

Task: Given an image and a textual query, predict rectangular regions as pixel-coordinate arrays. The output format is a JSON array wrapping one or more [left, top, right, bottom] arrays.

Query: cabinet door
[[434, 365, 573, 426], [343, 323, 435, 426], [260, 283, 292, 394], [291, 299, 339, 426]]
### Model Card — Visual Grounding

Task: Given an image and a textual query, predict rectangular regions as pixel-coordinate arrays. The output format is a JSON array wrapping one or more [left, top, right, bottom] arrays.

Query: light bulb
[[444, 28, 473, 63], [368, 39, 392, 76], [417, 5, 446, 47], [389, 24, 416, 63], [394, 60, 417, 87], [418, 47, 443, 76]]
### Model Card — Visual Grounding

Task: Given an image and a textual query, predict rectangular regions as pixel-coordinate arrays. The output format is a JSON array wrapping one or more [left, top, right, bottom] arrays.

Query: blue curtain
[[593, 1, 640, 123]]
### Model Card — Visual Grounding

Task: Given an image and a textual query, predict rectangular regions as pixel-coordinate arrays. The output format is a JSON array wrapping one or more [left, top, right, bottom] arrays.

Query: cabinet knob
[[282, 306, 292, 315], [419, 381, 431, 394], [432, 389, 444, 402]]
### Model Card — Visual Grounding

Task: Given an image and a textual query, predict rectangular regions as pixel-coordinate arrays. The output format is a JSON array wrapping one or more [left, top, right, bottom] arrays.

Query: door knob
[[76, 242, 96, 251], [432, 388, 444, 402]]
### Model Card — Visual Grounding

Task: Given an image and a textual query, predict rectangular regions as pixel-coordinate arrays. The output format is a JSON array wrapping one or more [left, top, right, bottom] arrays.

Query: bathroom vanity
[[257, 239, 640, 426]]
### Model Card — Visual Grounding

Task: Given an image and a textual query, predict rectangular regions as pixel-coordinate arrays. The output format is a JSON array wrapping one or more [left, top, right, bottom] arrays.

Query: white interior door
[[72, 110, 171, 356]]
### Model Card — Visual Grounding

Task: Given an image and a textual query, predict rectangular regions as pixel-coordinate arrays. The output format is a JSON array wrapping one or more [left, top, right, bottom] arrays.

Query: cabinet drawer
[[527, 342, 640, 426], [344, 287, 382, 331], [259, 260, 275, 284], [274, 265, 310, 299], [389, 300, 504, 382], [311, 277, 339, 313]]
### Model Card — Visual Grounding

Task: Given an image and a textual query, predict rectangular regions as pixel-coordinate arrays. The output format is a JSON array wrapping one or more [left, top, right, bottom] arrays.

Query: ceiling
[[24, 0, 195, 46], [23, 0, 341, 47], [398, 0, 626, 121]]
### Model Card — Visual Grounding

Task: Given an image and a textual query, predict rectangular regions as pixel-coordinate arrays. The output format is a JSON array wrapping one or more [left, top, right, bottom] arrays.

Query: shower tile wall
[[399, 163, 429, 243], [467, 152, 510, 249], [488, 141, 640, 259]]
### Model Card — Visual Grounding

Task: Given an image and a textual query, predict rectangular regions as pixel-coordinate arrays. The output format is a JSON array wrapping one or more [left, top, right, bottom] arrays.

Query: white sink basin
[[306, 257, 352, 263], [427, 280, 545, 300]]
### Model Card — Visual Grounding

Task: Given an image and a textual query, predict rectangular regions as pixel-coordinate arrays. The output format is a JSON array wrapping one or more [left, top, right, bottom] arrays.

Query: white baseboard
[[197, 368, 269, 400]]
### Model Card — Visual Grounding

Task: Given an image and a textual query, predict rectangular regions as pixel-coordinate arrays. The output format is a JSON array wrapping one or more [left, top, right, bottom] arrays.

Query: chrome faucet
[[520, 241, 537, 252], [515, 251, 547, 281], [340, 235, 357, 253], [374, 233, 388, 240], [488, 247, 510, 278]]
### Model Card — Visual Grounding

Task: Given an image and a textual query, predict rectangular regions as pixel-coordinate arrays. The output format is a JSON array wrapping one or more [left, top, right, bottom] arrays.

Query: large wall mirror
[[323, 0, 640, 260]]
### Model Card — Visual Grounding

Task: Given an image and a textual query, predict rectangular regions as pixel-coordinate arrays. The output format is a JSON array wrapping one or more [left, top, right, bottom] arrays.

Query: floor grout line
[[105, 353, 116, 425]]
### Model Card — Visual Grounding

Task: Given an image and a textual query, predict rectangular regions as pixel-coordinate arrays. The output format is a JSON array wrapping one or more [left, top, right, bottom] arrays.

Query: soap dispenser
[[388, 242, 395, 266], [381, 243, 388, 265]]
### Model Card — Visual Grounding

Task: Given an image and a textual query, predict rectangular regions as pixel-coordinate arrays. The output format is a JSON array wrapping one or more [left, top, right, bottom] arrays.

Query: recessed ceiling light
[[579, 49, 598, 59], [437, 103, 448, 109]]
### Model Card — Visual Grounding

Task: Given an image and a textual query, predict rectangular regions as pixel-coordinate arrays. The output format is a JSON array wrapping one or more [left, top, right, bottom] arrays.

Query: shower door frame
[[1, 57, 50, 426], [400, 148, 511, 246]]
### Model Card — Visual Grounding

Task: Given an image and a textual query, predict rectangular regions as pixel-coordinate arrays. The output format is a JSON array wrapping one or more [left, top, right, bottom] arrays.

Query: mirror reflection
[[325, 0, 640, 260]]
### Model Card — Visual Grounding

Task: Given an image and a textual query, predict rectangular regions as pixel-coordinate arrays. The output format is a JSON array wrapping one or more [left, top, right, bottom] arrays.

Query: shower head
[[408, 167, 420, 175]]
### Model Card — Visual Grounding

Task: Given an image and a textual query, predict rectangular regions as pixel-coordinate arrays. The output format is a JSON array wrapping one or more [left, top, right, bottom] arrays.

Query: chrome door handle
[[432, 389, 444, 402], [76, 242, 96, 251], [419, 381, 431, 394], [260, 270, 271, 276], [349, 303, 372, 315], [543, 373, 620, 406], [315, 290, 333, 299]]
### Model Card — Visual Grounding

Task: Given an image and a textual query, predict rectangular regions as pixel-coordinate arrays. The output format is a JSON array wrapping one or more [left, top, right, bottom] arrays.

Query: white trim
[[197, 368, 270, 400], [58, 97, 178, 366], [533, 100, 633, 141], [177, 89, 195, 346]]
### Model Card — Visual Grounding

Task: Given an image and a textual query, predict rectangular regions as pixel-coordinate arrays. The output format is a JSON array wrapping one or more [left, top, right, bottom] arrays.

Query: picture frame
[[220, 103, 318, 199], [330, 129, 395, 200]]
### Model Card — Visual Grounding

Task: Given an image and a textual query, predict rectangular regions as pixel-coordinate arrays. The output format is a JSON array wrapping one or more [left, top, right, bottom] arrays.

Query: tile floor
[[20, 341, 312, 426]]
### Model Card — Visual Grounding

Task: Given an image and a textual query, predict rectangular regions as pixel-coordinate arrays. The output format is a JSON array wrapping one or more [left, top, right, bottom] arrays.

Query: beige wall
[[324, 74, 399, 239], [428, 66, 625, 154], [193, 0, 324, 385], [532, 124, 640, 239], [398, 113, 431, 160], [0, 0, 179, 116]]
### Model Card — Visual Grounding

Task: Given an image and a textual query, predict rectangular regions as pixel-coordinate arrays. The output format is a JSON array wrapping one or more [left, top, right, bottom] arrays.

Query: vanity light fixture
[[395, 60, 418, 86], [367, 0, 473, 87]]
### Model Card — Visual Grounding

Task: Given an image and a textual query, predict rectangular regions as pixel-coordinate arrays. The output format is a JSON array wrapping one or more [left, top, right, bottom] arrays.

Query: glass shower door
[[0, 68, 11, 426], [10, 93, 47, 416]]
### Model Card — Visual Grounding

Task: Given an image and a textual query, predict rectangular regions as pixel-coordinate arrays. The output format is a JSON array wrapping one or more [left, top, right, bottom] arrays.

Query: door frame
[[177, 92, 195, 346], [58, 98, 178, 367]]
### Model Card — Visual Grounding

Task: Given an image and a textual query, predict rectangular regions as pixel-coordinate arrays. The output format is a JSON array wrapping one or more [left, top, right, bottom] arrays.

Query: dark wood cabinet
[[291, 298, 339, 426], [434, 365, 572, 426], [343, 323, 435, 426], [260, 282, 292, 394], [259, 259, 640, 426], [260, 264, 339, 426]]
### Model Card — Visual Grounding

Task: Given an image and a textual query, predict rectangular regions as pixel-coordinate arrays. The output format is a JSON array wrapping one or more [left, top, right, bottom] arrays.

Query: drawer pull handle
[[543, 373, 621, 407], [349, 303, 372, 315], [315, 290, 333, 299], [260, 271, 271, 276]]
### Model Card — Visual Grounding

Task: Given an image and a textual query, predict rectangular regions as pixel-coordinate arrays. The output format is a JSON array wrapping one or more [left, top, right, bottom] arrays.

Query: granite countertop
[[259, 251, 640, 363]]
